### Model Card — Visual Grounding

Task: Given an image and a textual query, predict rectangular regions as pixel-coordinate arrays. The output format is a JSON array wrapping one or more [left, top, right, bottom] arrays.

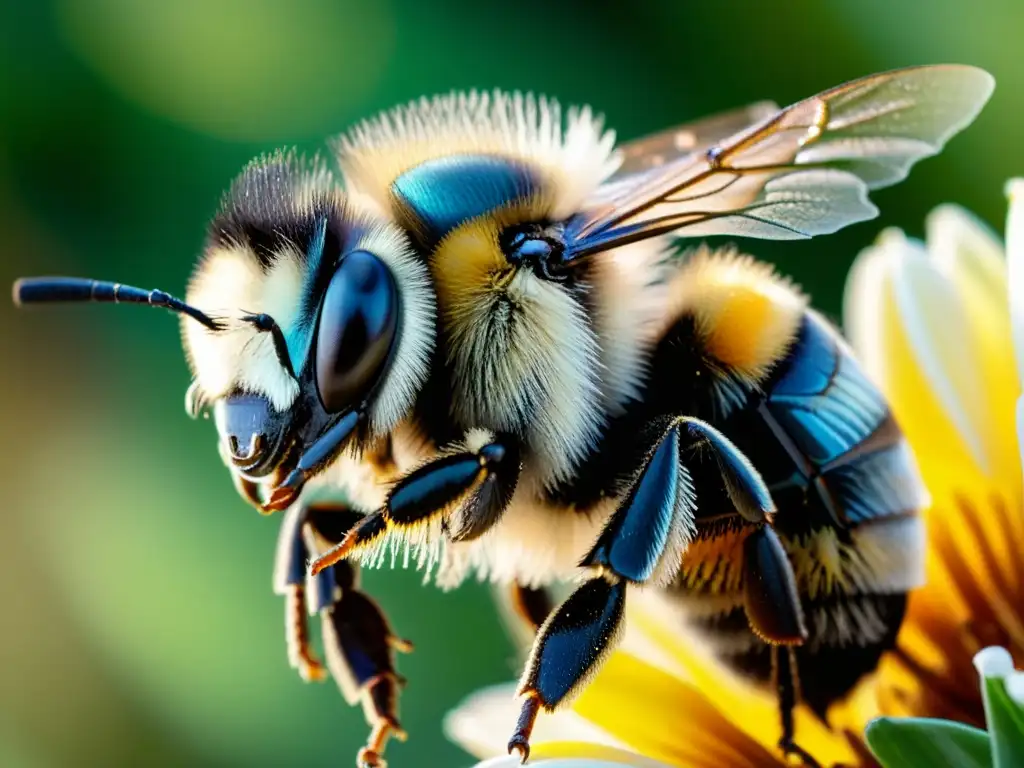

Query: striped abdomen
[[671, 312, 927, 717]]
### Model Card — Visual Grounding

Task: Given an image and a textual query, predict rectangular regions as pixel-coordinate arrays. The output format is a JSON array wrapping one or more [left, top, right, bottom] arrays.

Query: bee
[[12, 64, 993, 767]]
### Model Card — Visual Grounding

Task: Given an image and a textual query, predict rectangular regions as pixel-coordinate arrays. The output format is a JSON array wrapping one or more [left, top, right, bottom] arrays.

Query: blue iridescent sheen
[[826, 439, 920, 523], [586, 426, 681, 583], [531, 578, 626, 707], [742, 525, 807, 644], [287, 214, 329, 366], [272, 503, 339, 612], [392, 154, 541, 244], [767, 315, 887, 466], [682, 420, 773, 522]]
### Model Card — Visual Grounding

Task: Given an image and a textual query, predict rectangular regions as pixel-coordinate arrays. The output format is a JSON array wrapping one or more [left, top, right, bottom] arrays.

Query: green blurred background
[[0, 1, 1019, 766]]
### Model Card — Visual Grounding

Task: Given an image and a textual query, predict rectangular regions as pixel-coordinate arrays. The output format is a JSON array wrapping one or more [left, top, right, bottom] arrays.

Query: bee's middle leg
[[508, 416, 780, 762], [275, 503, 412, 768]]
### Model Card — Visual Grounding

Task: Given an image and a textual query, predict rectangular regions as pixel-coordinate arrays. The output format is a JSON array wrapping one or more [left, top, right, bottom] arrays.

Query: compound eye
[[315, 250, 399, 413]]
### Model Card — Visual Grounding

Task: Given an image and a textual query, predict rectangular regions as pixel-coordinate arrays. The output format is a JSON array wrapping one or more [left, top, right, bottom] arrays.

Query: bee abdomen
[[679, 513, 925, 605], [682, 591, 908, 719]]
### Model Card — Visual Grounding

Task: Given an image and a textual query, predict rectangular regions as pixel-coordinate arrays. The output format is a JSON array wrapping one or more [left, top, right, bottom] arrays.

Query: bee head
[[187, 150, 435, 498], [13, 149, 435, 507]]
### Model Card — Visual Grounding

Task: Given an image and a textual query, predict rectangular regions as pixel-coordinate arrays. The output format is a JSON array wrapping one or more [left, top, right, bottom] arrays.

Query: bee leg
[[510, 420, 701, 761], [773, 647, 822, 768], [310, 432, 521, 575], [273, 502, 354, 682], [321, 584, 411, 768], [508, 416, 780, 760], [744, 525, 812, 765], [509, 575, 627, 762], [743, 524, 808, 645], [278, 504, 412, 768]]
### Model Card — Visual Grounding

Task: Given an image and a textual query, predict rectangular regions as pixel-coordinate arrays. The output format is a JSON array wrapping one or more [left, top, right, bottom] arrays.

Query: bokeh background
[[0, 1, 1020, 766]]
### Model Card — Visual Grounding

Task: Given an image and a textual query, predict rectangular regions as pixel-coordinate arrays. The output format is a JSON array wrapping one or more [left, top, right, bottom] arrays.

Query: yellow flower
[[846, 195, 1024, 728], [447, 185, 1024, 768]]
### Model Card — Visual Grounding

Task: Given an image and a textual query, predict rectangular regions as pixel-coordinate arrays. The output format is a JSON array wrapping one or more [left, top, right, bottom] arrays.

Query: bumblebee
[[12, 65, 993, 767]]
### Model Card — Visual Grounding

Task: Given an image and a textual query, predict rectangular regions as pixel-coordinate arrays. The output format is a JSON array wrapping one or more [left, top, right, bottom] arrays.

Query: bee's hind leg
[[773, 646, 822, 768], [275, 503, 412, 768], [508, 416, 778, 762]]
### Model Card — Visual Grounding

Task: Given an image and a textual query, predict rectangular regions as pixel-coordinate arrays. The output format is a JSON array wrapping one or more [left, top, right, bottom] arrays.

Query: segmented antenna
[[12, 277, 224, 331]]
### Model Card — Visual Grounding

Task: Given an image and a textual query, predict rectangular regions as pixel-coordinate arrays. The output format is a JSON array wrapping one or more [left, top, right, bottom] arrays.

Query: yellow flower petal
[[866, 196, 1024, 726], [881, 479, 1024, 727], [926, 206, 1022, 493], [573, 651, 785, 768], [844, 229, 986, 497], [472, 742, 674, 767], [446, 683, 623, 761], [618, 605, 860, 766], [1019, 396, 1024, 494]]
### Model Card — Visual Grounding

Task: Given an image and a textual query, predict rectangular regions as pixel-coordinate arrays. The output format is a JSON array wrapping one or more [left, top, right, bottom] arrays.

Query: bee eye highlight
[[315, 250, 399, 414]]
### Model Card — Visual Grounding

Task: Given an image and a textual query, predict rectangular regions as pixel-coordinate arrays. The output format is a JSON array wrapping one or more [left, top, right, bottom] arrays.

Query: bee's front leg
[[308, 430, 522, 575], [274, 503, 412, 768]]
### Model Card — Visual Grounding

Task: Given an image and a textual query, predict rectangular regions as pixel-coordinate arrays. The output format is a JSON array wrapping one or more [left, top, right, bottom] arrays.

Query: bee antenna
[[12, 277, 225, 331]]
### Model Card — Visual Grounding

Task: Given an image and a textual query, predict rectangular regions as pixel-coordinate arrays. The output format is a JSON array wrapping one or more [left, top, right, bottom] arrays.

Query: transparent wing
[[611, 100, 780, 179], [569, 65, 994, 257], [586, 101, 780, 208]]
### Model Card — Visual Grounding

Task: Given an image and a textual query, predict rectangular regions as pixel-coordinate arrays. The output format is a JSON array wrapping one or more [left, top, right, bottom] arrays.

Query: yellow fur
[[431, 199, 552, 325], [429, 202, 603, 487], [679, 528, 746, 594], [665, 246, 808, 384], [681, 519, 922, 601]]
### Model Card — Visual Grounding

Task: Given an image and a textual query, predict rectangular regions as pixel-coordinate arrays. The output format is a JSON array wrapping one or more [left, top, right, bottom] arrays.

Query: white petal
[[444, 683, 623, 761], [973, 646, 1015, 678], [926, 203, 1007, 300], [1005, 179, 1024, 386], [843, 227, 893, 380], [1007, 671, 1024, 706]]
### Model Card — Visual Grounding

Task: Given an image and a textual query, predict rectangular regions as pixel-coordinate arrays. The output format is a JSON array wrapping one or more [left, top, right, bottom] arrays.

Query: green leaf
[[865, 717, 992, 768], [981, 676, 1024, 768]]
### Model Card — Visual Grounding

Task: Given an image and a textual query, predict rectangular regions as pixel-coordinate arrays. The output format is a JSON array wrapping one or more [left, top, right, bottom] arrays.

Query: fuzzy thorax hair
[[433, 208, 604, 487], [334, 90, 620, 222], [662, 245, 810, 387]]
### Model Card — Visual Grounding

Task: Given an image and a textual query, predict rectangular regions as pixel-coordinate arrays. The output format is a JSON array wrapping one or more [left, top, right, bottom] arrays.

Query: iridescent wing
[[567, 65, 994, 259]]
